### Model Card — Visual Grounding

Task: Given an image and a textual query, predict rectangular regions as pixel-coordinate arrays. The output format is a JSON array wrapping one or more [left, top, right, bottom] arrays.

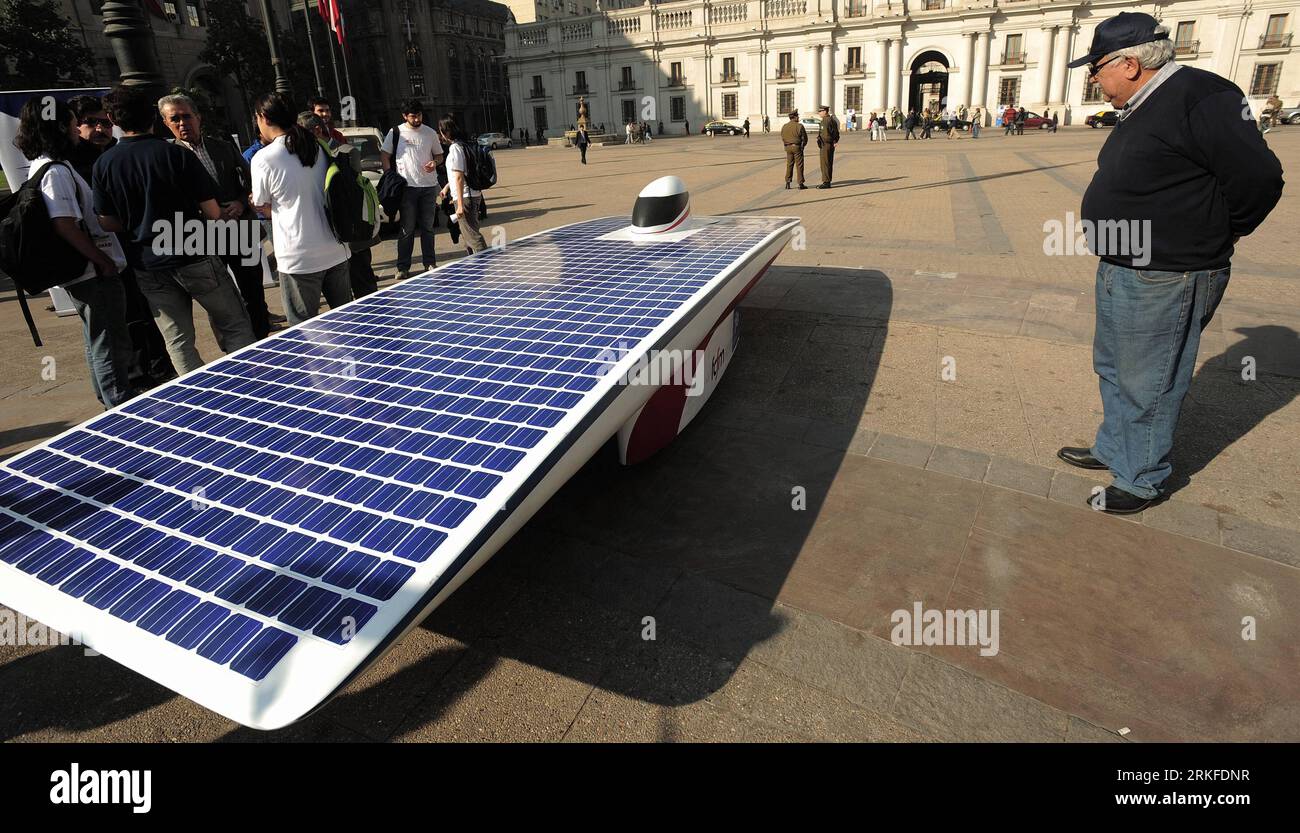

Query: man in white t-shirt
[[16, 97, 134, 407], [380, 98, 443, 281], [436, 116, 487, 254], [250, 93, 351, 326]]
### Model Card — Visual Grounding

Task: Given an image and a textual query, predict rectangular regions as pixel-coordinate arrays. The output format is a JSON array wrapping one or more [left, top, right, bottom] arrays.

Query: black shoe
[[818, 183, 831, 189], [798, 183, 807, 189], [1057, 447, 1108, 470], [784, 181, 790, 189], [1086, 486, 1156, 515]]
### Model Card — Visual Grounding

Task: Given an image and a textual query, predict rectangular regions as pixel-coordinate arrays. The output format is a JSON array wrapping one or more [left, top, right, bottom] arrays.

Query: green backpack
[[320, 139, 380, 244]]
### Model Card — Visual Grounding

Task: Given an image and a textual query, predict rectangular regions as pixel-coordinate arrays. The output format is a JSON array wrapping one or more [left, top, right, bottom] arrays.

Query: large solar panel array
[[0, 215, 795, 722]]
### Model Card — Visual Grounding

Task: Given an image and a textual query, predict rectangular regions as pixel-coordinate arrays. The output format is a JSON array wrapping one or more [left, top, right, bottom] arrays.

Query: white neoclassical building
[[505, 0, 1300, 136]]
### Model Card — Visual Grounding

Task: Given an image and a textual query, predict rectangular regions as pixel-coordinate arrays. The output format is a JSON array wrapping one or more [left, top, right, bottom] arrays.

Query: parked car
[[935, 117, 971, 132], [702, 119, 744, 135], [1278, 106, 1300, 125], [1085, 109, 1119, 128], [477, 132, 513, 149], [799, 115, 822, 131]]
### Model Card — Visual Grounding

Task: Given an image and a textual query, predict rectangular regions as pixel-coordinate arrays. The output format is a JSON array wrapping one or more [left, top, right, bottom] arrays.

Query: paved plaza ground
[[1, 124, 1297, 741]]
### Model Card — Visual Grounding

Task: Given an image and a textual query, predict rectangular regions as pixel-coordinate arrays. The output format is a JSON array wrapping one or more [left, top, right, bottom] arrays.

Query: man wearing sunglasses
[[67, 96, 117, 184], [1055, 12, 1284, 514]]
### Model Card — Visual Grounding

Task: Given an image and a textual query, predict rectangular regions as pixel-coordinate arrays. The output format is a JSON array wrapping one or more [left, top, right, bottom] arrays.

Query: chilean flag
[[317, 0, 347, 49]]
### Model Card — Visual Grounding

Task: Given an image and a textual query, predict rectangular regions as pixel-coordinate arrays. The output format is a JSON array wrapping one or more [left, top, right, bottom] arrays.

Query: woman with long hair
[[249, 92, 351, 325], [15, 96, 134, 408]]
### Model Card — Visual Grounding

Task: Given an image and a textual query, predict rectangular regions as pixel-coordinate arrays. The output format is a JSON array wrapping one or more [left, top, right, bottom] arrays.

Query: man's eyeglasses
[[80, 117, 112, 129], [1087, 55, 1122, 78]]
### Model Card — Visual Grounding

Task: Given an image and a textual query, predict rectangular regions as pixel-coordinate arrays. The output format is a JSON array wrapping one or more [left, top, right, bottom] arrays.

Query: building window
[[722, 57, 736, 81], [671, 96, 685, 121], [1251, 63, 1280, 96], [1262, 14, 1290, 48], [531, 75, 544, 96], [1083, 77, 1104, 103], [845, 85, 862, 110], [620, 66, 634, 90], [778, 89, 794, 113], [1002, 34, 1024, 63], [778, 52, 793, 79], [163, 2, 177, 19], [846, 46, 861, 73], [534, 106, 549, 134], [622, 99, 637, 122], [575, 71, 586, 93], [998, 77, 1021, 107], [1175, 21, 1195, 45], [670, 62, 684, 86], [722, 93, 738, 118]]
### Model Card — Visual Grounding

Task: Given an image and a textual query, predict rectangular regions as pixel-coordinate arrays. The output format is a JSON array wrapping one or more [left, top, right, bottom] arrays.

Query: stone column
[[1051, 24, 1071, 104], [823, 41, 834, 108], [1037, 26, 1055, 106], [961, 31, 976, 107], [971, 31, 989, 108], [888, 37, 902, 110], [876, 39, 889, 110], [807, 45, 821, 111], [1214, 12, 1245, 79]]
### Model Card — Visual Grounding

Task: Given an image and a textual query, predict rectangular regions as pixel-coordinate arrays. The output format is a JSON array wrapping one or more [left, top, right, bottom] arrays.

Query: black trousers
[[580, 145, 587, 163], [221, 252, 270, 340], [119, 267, 176, 387], [348, 247, 378, 298]]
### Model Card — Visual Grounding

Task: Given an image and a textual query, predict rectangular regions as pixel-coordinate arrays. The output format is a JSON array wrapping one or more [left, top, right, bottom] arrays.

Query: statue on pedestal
[[577, 97, 590, 131]]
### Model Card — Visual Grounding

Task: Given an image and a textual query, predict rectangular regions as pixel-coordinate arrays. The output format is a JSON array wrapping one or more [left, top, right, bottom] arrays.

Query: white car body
[[477, 132, 513, 149]]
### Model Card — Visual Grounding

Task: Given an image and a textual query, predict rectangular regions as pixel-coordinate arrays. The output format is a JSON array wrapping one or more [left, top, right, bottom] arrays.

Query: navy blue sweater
[[1081, 66, 1284, 272]]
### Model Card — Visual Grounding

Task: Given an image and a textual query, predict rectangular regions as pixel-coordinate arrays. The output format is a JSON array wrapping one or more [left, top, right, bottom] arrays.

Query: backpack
[[458, 141, 497, 192], [376, 123, 406, 217], [0, 161, 91, 347], [320, 140, 380, 244], [0, 162, 89, 294]]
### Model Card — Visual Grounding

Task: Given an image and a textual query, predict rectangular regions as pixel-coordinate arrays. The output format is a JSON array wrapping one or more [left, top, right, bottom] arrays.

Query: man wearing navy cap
[[1055, 12, 1284, 514]]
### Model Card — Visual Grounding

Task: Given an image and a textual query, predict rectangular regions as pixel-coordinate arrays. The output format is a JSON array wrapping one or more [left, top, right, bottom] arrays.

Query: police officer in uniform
[[781, 110, 808, 189], [816, 105, 840, 189]]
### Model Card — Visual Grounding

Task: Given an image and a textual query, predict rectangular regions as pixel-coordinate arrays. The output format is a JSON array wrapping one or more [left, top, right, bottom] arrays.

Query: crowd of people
[[13, 84, 489, 411]]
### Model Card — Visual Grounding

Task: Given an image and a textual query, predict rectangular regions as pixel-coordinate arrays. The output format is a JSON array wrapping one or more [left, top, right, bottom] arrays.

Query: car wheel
[[1090, 122, 1099, 128]]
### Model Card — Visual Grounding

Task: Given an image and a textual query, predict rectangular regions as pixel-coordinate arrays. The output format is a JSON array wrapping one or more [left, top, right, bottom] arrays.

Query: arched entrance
[[908, 50, 949, 115]]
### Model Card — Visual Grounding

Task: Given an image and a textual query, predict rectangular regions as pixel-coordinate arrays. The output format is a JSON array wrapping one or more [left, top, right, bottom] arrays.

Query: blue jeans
[[397, 185, 438, 271], [1091, 262, 1230, 499], [63, 274, 135, 408]]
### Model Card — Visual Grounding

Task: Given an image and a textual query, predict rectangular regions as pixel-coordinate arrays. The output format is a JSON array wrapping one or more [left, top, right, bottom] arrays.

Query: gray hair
[[297, 111, 326, 132], [158, 93, 199, 114], [1111, 25, 1176, 69]]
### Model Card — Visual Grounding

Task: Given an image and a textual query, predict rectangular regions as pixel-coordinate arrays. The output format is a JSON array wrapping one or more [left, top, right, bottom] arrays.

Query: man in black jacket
[[1055, 12, 1284, 514], [159, 94, 274, 339]]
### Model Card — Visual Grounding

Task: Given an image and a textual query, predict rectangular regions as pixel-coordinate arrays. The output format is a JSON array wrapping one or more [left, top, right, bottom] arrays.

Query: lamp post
[[255, 0, 293, 95], [100, 1, 166, 100]]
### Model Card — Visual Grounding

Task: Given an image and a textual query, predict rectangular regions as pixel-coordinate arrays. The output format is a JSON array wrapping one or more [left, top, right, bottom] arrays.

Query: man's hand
[[220, 201, 244, 220], [91, 252, 119, 277], [423, 160, 437, 173]]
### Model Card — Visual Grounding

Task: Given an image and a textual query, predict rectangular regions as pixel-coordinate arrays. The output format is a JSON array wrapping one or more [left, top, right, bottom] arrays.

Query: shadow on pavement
[[1168, 324, 1300, 495]]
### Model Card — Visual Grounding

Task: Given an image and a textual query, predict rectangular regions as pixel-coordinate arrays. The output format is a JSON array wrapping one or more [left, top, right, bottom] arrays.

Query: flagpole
[[300, 0, 325, 97], [324, 12, 343, 104]]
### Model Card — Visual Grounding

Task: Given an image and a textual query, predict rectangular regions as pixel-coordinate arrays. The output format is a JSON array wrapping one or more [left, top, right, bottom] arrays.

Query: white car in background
[[477, 132, 513, 149]]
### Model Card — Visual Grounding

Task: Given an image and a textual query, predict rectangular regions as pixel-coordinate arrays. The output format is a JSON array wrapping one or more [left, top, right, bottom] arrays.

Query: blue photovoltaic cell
[[0, 216, 789, 693]]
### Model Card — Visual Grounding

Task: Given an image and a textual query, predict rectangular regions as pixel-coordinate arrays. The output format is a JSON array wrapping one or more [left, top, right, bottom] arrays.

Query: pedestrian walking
[[1058, 12, 1284, 513], [970, 107, 982, 138], [905, 110, 919, 139], [780, 110, 807, 189], [743, 117, 750, 137], [762, 115, 770, 133], [1015, 106, 1027, 135], [93, 84, 254, 376], [437, 116, 487, 255], [576, 125, 590, 164], [381, 98, 443, 281], [249, 93, 352, 326], [16, 97, 135, 408], [816, 105, 839, 188]]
